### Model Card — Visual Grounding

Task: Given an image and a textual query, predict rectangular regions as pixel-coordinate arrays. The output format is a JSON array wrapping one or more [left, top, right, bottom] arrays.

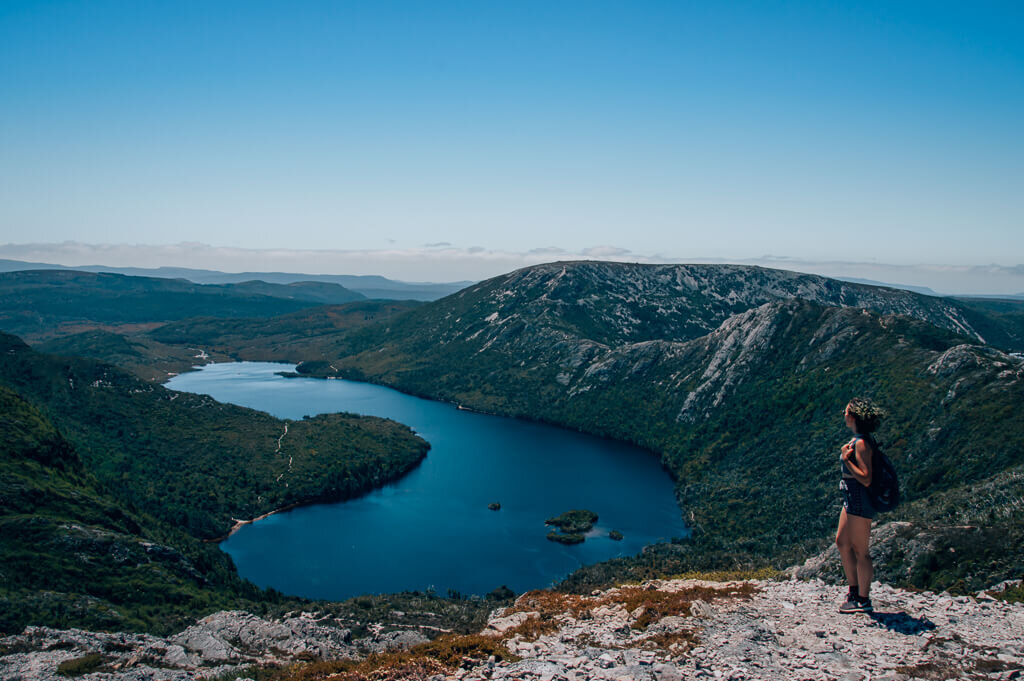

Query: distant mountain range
[[0, 269, 365, 340], [0, 258, 472, 301]]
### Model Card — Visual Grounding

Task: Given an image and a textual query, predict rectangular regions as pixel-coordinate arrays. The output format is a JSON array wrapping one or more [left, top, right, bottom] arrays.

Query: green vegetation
[[0, 332, 429, 540], [146, 300, 421, 366], [32, 300, 424, 382], [546, 532, 586, 545], [546, 510, 598, 534], [488, 502, 501, 511], [544, 510, 597, 544], [0, 332, 435, 634], [37, 329, 233, 381], [0, 382, 277, 634], [995, 583, 1024, 604], [609, 530, 623, 541], [951, 296, 1024, 353]]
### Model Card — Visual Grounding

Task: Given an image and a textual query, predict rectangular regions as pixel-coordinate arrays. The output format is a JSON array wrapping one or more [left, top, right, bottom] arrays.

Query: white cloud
[[581, 245, 633, 257]]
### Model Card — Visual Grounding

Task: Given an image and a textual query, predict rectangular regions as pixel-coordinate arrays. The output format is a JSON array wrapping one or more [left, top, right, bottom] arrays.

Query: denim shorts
[[841, 478, 877, 520]]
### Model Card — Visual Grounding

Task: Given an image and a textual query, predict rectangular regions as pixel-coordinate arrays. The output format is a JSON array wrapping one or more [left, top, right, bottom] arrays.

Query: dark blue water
[[167, 362, 686, 601]]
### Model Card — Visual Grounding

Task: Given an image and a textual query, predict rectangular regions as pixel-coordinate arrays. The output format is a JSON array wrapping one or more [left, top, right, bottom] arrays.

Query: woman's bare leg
[[835, 508, 858, 589], [845, 513, 874, 597]]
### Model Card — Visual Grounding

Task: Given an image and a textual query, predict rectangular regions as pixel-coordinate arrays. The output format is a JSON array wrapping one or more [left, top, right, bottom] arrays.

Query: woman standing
[[836, 397, 884, 613]]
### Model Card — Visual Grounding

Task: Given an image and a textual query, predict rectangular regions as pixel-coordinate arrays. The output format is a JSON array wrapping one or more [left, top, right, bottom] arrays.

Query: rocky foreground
[[2, 578, 1022, 681]]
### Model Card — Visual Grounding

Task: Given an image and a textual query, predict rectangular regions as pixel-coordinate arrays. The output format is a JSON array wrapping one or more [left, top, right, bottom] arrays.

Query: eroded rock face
[[0, 610, 362, 681], [170, 610, 355, 662], [414, 262, 994, 369]]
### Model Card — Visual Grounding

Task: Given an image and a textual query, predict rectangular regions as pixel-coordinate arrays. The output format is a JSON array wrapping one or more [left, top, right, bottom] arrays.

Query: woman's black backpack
[[866, 435, 900, 512]]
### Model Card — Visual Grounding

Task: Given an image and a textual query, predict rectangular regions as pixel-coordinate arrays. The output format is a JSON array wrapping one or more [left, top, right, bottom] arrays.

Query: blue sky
[[0, 1, 1022, 289]]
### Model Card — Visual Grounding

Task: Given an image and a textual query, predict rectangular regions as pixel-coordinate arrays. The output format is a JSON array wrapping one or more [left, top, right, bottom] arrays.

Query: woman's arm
[[843, 439, 873, 487]]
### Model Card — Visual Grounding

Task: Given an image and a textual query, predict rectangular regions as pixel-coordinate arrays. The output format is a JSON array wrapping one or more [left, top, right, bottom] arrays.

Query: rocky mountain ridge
[[404, 261, 989, 348], [4, 576, 1021, 681]]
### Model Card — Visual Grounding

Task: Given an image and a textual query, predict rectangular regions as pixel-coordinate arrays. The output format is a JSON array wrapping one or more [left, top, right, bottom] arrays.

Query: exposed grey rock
[[5, 577, 1023, 681], [689, 599, 715, 619], [484, 610, 537, 636], [169, 610, 354, 662], [451, 577, 1024, 681], [1, 609, 382, 681], [358, 628, 430, 655]]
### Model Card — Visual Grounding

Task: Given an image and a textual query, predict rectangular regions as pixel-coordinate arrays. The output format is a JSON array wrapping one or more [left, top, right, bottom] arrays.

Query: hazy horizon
[[2, 241, 1022, 296]]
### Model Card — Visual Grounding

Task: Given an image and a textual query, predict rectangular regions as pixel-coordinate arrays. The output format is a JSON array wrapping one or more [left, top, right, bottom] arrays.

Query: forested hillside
[[0, 384, 287, 634], [0, 332, 433, 633]]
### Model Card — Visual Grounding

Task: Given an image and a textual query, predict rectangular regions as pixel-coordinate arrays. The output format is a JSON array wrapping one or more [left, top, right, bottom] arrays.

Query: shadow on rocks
[[867, 610, 936, 635]]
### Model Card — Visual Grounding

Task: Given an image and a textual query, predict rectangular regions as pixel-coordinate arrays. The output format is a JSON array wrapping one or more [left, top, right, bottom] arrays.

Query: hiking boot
[[839, 597, 873, 613]]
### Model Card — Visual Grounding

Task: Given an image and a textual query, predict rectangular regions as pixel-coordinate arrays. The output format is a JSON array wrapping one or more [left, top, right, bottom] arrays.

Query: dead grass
[[274, 634, 513, 681], [603, 583, 755, 631], [502, 615, 561, 642], [507, 580, 756, 628], [508, 590, 591, 618]]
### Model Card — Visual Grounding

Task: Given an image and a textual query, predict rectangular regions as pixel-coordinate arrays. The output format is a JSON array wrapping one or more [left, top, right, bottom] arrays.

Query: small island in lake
[[545, 509, 598, 544], [546, 531, 586, 544], [488, 502, 501, 511], [609, 530, 624, 541]]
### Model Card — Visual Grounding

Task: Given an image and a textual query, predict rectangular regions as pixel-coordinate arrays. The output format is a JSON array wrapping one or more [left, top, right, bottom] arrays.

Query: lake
[[167, 362, 686, 601]]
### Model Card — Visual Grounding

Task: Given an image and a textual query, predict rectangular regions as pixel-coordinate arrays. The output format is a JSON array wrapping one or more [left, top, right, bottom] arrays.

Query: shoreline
[[206, 501, 306, 543]]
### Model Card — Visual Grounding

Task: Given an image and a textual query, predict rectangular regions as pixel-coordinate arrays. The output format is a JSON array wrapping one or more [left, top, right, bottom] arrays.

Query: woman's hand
[[842, 439, 872, 486], [840, 441, 854, 461]]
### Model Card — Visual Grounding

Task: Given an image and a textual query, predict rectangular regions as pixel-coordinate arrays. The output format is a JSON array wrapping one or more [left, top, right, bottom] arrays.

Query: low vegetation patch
[[992, 581, 1024, 604], [667, 567, 781, 582], [271, 634, 514, 681], [56, 653, 109, 677], [546, 531, 585, 544]]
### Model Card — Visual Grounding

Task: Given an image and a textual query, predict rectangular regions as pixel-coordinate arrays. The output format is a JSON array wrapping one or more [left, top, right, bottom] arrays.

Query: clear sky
[[1, 1, 1022, 290]]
